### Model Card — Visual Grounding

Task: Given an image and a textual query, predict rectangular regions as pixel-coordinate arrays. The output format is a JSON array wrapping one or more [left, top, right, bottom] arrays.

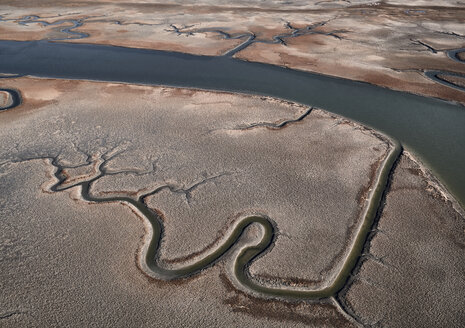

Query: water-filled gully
[[424, 48, 465, 92], [0, 38, 464, 308], [43, 120, 400, 301], [168, 20, 344, 57], [0, 14, 90, 40]]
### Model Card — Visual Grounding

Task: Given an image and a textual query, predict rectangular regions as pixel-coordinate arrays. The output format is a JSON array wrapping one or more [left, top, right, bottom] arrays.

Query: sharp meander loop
[[46, 135, 401, 300], [424, 48, 465, 92]]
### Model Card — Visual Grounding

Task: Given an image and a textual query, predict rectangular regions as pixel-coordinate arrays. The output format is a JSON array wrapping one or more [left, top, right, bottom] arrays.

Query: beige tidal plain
[[0, 78, 464, 326], [1, 0, 464, 103]]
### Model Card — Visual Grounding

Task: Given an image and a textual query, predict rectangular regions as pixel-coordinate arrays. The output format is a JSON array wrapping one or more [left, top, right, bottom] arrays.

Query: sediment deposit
[[1, 78, 463, 326]]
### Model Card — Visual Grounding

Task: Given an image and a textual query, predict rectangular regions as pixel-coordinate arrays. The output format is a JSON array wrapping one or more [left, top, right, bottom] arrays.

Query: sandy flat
[[0, 77, 384, 326], [0, 78, 464, 326], [0, 77, 388, 284], [341, 154, 465, 326], [0, 1, 464, 103], [1, 1, 464, 325]]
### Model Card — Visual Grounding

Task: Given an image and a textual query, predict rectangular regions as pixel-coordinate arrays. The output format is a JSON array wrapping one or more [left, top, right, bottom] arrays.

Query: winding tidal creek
[[1, 40, 464, 207], [43, 137, 400, 300], [0, 39, 465, 305]]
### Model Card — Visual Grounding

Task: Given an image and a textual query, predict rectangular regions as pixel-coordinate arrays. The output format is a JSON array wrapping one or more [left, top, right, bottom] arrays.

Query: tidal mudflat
[[1, 1, 465, 327], [0, 0, 464, 103], [0, 78, 464, 327]]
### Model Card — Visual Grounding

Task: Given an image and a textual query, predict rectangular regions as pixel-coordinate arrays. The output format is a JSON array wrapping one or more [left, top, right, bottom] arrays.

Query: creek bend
[[424, 47, 465, 93], [1, 39, 463, 306], [1, 40, 464, 207], [45, 132, 401, 300]]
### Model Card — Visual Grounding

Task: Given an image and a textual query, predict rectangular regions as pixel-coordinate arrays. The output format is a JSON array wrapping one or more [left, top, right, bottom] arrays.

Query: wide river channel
[[1, 40, 464, 208]]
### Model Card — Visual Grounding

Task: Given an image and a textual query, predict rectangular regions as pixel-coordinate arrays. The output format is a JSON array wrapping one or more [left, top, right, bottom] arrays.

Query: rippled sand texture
[[1, 78, 464, 326], [0, 0, 464, 103]]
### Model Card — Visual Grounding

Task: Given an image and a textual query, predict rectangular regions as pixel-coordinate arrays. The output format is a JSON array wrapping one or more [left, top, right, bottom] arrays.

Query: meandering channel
[[424, 48, 465, 92], [1, 39, 464, 324], [168, 20, 344, 57], [0, 14, 90, 40], [0, 13, 464, 325], [44, 130, 400, 300], [1, 40, 464, 208]]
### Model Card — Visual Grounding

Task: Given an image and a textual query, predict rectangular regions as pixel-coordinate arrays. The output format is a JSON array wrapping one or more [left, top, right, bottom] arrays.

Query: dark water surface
[[1, 40, 464, 207]]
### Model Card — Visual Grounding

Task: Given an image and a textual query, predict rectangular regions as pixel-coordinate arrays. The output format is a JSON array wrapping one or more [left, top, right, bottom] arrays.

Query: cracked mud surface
[[1, 0, 464, 103], [0, 78, 390, 284], [1, 1, 465, 326], [1, 78, 464, 327], [340, 154, 465, 327]]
